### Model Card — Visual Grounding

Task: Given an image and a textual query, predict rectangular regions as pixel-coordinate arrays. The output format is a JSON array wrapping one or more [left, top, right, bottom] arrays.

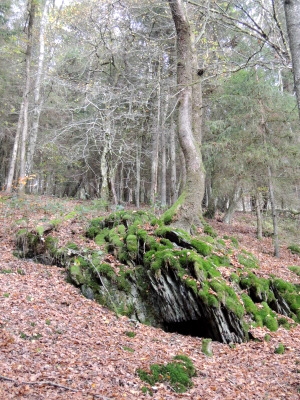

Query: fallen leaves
[[0, 196, 299, 399]]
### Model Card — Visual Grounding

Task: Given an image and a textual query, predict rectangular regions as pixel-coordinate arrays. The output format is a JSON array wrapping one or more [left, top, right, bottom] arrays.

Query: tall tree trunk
[[135, 137, 141, 208], [150, 59, 161, 205], [5, 102, 24, 192], [169, 116, 177, 204], [284, 0, 300, 118], [167, 0, 205, 232], [26, 0, 50, 174], [255, 191, 263, 240], [223, 185, 241, 224], [18, 0, 36, 194], [268, 166, 280, 257]]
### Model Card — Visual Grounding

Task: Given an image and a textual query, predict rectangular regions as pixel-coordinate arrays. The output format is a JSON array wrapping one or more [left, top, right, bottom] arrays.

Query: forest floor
[[0, 194, 299, 400]]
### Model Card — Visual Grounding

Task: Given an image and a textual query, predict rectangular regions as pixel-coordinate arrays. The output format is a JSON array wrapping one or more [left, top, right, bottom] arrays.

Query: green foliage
[[238, 250, 259, 269], [86, 218, 104, 238], [66, 242, 79, 251], [190, 239, 212, 256], [288, 244, 300, 255], [123, 346, 134, 353], [202, 338, 213, 357], [137, 354, 196, 394], [203, 224, 217, 238], [94, 228, 109, 246], [230, 236, 239, 248], [264, 334, 271, 342], [288, 265, 300, 277], [0, 269, 12, 274], [126, 234, 138, 258], [277, 317, 290, 330], [96, 263, 116, 280], [125, 331, 136, 338], [160, 193, 186, 225], [274, 343, 285, 354]]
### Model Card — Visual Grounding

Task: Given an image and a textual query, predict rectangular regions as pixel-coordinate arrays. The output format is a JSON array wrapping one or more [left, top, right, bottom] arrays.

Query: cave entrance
[[164, 319, 214, 339]]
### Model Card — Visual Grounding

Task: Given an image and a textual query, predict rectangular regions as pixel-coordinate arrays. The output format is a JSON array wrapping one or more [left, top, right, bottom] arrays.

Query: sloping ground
[[0, 196, 299, 399]]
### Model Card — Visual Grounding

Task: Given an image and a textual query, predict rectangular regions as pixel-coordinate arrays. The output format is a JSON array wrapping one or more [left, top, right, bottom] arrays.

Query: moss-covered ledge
[[14, 210, 299, 344]]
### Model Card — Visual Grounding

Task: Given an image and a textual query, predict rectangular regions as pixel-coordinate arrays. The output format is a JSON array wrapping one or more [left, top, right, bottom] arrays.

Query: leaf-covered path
[[0, 196, 299, 399]]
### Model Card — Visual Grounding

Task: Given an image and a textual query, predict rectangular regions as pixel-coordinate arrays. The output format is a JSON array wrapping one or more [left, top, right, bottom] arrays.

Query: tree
[[284, 0, 300, 118], [166, 0, 205, 232]]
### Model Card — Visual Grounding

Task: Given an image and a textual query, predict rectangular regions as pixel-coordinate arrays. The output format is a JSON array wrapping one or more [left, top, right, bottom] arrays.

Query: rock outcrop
[[15, 210, 299, 344]]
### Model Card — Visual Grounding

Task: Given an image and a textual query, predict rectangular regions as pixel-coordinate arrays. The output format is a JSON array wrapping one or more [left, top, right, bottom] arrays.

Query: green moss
[[208, 254, 230, 267], [217, 239, 226, 247], [96, 263, 116, 280], [184, 277, 198, 294], [66, 242, 79, 251], [150, 249, 180, 272], [288, 265, 300, 277], [277, 317, 290, 330], [50, 218, 61, 229], [126, 235, 138, 258], [64, 211, 77, 220], [0, 269, 12, 274], [226, 296, 244, 318], [117, 224, 126, 236], [45, 236, 58, 254], [86, 218, 104, 238], [69, 263, 85, 286], [198, 235, 215, 244], [288, 244, 300, 255], [125, 331, 136, 338], [202, 338, 213, 357], [264, 315, 278, 331], [36, 226, 44, 236], [241, 293, 258, 315], [17, 228, 28, 237], [202, 259, 221, 278], [155, 225, 192, 244], [116, 267, 131, 293], [94, 228, 109, 246], [137, 354, 196, 394], [274, 343, 285, 354], [190, 239, 212, 256], [230, 236, 239, 248], [203, 224, 217, 238], [123, 346, 135, 353], [230, 273, 240, 283], [161, 192, 186, 225], [240, 272, 271, 302], [264, 334, 271, 342], [238, 250, 259, 269]]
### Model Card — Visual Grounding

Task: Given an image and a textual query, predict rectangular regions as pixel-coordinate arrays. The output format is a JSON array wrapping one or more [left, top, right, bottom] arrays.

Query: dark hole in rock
[[164, 319, 215, 339]]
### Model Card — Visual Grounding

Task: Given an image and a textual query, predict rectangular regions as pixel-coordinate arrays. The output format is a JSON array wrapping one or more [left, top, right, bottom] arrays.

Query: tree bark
[[135, 137, 141, 208], [268, 166, 280, 257], [5, 102, 24, 192], [18, 0, 36, 194], [169, 116, 177, 204], [26, 0, 50, 174], [223, 185, 241, 225], [284, 0, 300, 118], [255, 192, 263, 240], [167, 0, 205, 232], [150, 59, 161, 205]]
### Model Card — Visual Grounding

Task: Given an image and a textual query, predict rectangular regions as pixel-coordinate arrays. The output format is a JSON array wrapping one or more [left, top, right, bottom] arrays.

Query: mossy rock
[[274, 343, 285, 354], [238, 250, 259, 269], [137, 354, 196, 394], [69, 262, 86, 286], [288, 244, 300, 255], [86, 218, 104, 238]]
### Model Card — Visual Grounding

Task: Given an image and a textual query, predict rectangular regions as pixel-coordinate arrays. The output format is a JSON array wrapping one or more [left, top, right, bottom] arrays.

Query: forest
[[0, 0, 300, 399]]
